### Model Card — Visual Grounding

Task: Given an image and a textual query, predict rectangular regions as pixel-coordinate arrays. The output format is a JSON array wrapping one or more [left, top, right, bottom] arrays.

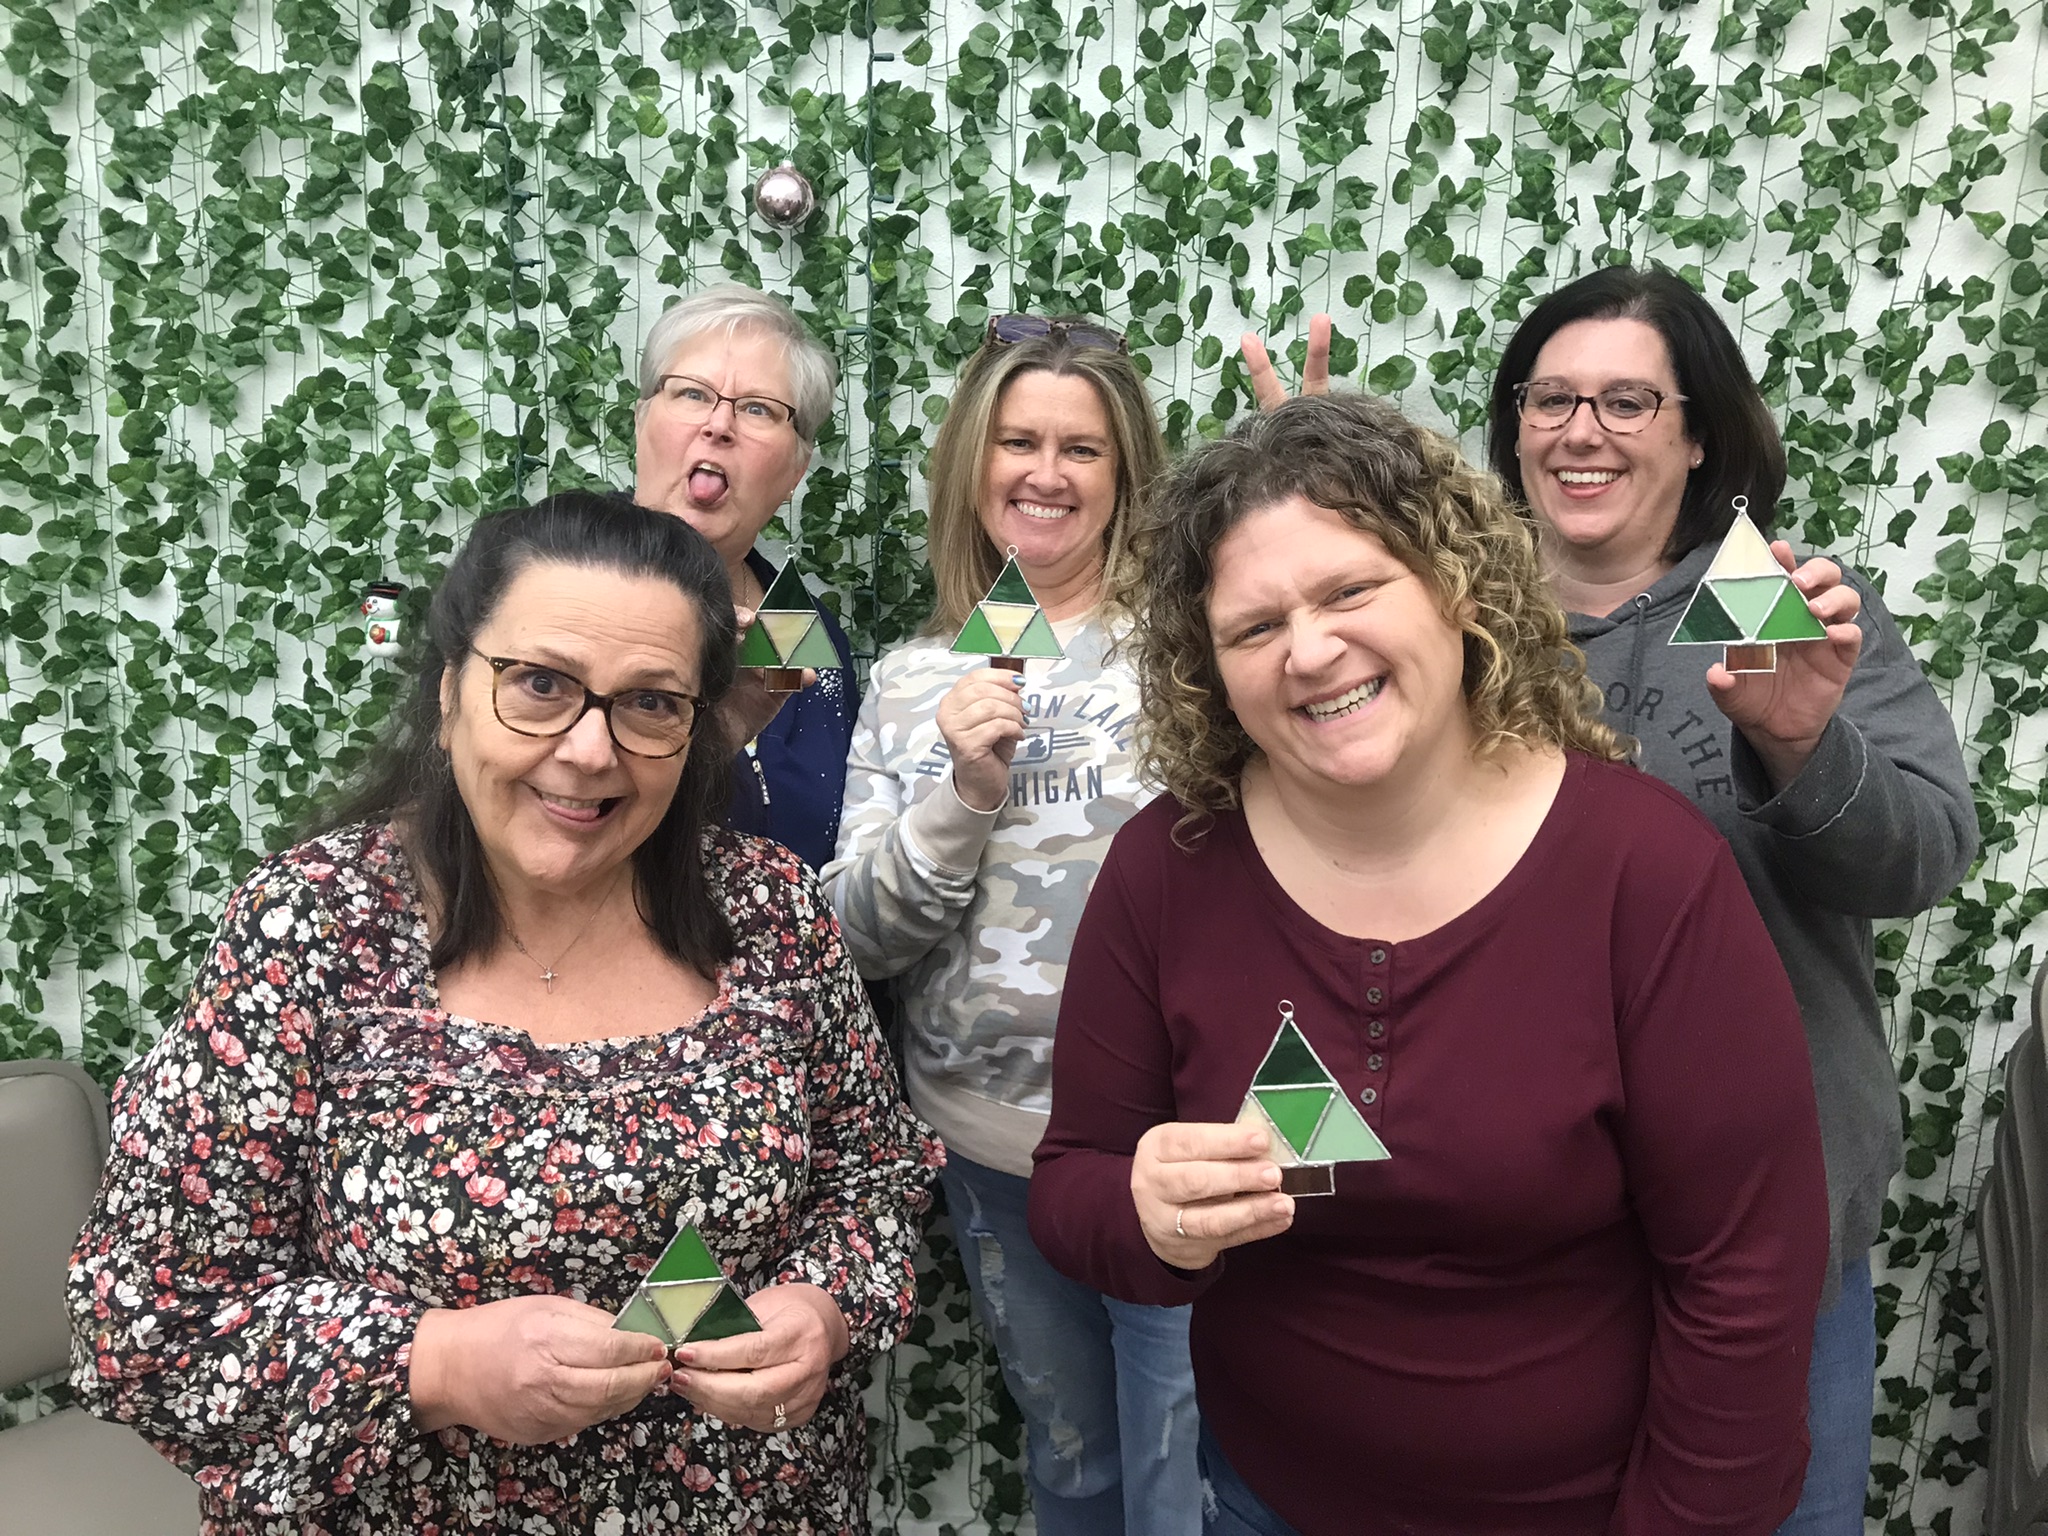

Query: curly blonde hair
[[1126, 392, 1628, 837]]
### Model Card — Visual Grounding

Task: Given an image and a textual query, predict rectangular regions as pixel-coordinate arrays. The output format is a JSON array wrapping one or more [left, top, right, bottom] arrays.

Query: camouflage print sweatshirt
[[822, 614, 1149, 1177]]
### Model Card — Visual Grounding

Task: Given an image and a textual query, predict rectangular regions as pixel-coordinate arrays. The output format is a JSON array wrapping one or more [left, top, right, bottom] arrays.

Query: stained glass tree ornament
[[1668, 498, 1829, 674], [1235, 1001, 1391, 1196], [612, 1222, 764, 1346], [951, 547, 1065, 674], [738, 560, 843, 693]]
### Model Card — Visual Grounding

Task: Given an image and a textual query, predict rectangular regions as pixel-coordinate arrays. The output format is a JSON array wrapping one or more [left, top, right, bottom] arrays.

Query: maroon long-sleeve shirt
[[1030, 754, 1827, 1535]]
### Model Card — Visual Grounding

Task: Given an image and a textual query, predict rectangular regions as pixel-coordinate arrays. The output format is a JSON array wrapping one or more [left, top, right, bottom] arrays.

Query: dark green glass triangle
[[1710, 575, 1785, 637], [987, 558, 1037, 606], [784, 619, 842, 668], [1303, 1095, 1391, 1162], [649, 1223, 723, 1283], [1254, 1020, 1328, 1087], [1256, 1085, 1334, 1157], [1756, 581, 1829, 641], [689, 1283, 763, 1341], [1010, 610, 1065, 659], [759, 562, 814, 613], [738, 620, 782, 667], [952, 607, 1003, 656], [1670, 584, 1742, 644]]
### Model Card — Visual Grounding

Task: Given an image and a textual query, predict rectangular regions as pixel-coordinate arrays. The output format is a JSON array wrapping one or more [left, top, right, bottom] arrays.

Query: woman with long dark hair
[[69, 492, 939, 1535], [1483, 269, 1975, 1536]]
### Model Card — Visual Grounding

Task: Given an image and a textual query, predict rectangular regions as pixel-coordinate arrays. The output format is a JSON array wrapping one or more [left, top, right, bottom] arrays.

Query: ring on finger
[[1174, 1206, 1187, 1239], [773, 1402, 788, 1431]]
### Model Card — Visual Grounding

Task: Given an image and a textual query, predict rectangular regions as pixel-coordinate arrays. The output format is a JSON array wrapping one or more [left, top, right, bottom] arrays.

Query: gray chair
[[1984, 963, 2048, 1535], [0, 1058, 198, 1536]]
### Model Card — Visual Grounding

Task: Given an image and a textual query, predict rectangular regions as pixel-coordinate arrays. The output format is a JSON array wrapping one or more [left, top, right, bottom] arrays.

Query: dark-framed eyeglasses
[[468, 650, 703, 759], [986, 315, 1129, 354], [648, 373, 800, 436], [1513, 380, 1686, 434]]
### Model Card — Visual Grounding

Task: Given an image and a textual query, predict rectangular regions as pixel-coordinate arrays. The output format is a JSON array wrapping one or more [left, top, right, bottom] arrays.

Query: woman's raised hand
[[670, 1282, 848, 1433], [937, 667, 1028, 813], [409, 1295, 671, 1444], [1240, 313, 1333, 411], [1706, 542, 1864, 791], [1132, 1121, 1295, 1271]]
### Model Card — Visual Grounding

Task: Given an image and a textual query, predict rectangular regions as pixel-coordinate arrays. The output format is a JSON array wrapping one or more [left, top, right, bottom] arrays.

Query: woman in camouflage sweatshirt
[[824, 317, 1198, 1536]]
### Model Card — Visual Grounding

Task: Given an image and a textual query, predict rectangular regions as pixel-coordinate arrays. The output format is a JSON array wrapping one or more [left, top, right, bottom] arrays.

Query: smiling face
[[1207, 495, 1474, 796], [441, 560, 702, 904], [1516, 316, 1698, 582], [976, 369, 1121, 609], [634, 327, 812, 570]]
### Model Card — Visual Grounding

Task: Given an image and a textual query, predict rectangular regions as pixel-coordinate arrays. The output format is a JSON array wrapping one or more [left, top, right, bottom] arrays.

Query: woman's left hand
[[1705, 541, 1863, 791], [717, 604, 818, 747], [668, 1281, 848, 1433]]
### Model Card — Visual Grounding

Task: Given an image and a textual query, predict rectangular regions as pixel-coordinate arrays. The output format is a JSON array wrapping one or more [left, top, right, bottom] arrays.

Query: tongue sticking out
[[687, 466, 729, 505]]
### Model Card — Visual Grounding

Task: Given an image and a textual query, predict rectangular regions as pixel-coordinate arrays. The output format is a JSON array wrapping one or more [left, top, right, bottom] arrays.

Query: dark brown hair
[[1487, 266, 1786, 560], [313, 492, 739, 974]]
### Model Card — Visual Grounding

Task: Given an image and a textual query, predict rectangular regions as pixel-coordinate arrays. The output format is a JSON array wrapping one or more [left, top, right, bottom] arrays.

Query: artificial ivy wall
[[1, 0, 2042, 1528]]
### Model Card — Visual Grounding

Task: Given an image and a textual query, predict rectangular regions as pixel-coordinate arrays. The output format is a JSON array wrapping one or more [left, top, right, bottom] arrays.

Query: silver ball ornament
[[752, 162, 817, 228]]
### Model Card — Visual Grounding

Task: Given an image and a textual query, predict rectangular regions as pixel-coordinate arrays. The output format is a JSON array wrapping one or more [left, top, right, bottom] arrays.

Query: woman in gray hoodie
[[1478, 268, 1977, 1536]]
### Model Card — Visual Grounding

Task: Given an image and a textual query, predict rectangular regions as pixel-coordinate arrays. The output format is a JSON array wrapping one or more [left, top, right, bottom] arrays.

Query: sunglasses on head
[[985, 315, 1129, 354]]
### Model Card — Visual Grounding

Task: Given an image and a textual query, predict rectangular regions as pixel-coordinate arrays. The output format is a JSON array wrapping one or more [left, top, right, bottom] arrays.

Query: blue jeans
[[1198, 1422, 1301, 1536], [941, 1153, 1202, 1536], [1775, 1254, 1878, 1536]]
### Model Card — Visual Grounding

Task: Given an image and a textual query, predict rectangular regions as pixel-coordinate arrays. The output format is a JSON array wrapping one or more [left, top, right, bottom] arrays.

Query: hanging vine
[[3, 0, 2042, 1526]]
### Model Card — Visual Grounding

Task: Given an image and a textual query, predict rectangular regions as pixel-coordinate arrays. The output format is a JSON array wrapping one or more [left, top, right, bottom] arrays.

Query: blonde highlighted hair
[[1126, 392, 1628, 837], [921, 326, 1167, 636]]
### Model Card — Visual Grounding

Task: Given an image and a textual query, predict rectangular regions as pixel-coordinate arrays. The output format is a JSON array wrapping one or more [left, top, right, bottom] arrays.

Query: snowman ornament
[[361, 583, 404, 658]]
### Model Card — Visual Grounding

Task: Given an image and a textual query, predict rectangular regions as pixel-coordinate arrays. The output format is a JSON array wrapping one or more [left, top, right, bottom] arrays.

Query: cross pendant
[[541, 968, 558, 992]]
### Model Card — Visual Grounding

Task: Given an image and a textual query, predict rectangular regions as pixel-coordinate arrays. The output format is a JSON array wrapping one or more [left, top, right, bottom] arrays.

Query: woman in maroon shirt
[[1028, 392, 1827, 1536]]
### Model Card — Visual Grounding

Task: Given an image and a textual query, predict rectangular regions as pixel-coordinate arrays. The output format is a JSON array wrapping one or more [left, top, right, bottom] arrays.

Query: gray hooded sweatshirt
[[1567, 533, 1977, 1306]]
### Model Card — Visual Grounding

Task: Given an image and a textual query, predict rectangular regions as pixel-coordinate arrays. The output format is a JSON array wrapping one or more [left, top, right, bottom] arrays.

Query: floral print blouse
[[68, 821, 942, 1536]]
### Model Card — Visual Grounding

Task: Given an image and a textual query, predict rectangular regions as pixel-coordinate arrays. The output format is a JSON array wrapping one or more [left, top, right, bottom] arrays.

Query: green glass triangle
[[613, 1290, 674, 1344], [784, 618, 842, 669], [1670, 584, 1742, 644], [738, 620, 782, 667], [689, 1283, 763, 1341], [1254, 1020, 1328, 1087], [987, 557, 1037, 606], [1709, 575, 1785, 637], [1255, 1084, 1335, 1157], [759, 562, 814, 613], [952, 607, 1003, 656], [649, 1223, 723, 1283], [1756, 581, 1829, 641], [1303, 1095, 1391, 1162], [1009, 610, 1065, 659]]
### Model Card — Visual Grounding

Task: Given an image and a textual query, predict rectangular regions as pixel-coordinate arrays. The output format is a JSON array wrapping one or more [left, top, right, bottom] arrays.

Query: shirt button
[[1367, 1020, 1385, 1040], [1366, 986, 1384, 1005], [1358, 1087, 1378, 1106], [1369, 947, 1387, 965], [1367, 1053, 1384, 1072]]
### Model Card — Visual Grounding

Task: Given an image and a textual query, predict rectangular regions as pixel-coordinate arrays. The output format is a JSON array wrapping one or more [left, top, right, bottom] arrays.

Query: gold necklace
[[503, 873, 628, 993]]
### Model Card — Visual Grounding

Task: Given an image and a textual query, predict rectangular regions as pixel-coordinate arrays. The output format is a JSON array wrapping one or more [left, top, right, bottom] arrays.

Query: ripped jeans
[[941, 1153, 1203, 1536]]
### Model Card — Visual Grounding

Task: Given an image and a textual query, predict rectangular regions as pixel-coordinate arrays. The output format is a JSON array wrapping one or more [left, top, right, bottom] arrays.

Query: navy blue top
[[724, 548, 860, 870]]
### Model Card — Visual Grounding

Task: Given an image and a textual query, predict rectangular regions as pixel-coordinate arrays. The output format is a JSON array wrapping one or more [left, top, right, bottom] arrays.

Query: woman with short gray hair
[[634, 282, 856, 869]]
